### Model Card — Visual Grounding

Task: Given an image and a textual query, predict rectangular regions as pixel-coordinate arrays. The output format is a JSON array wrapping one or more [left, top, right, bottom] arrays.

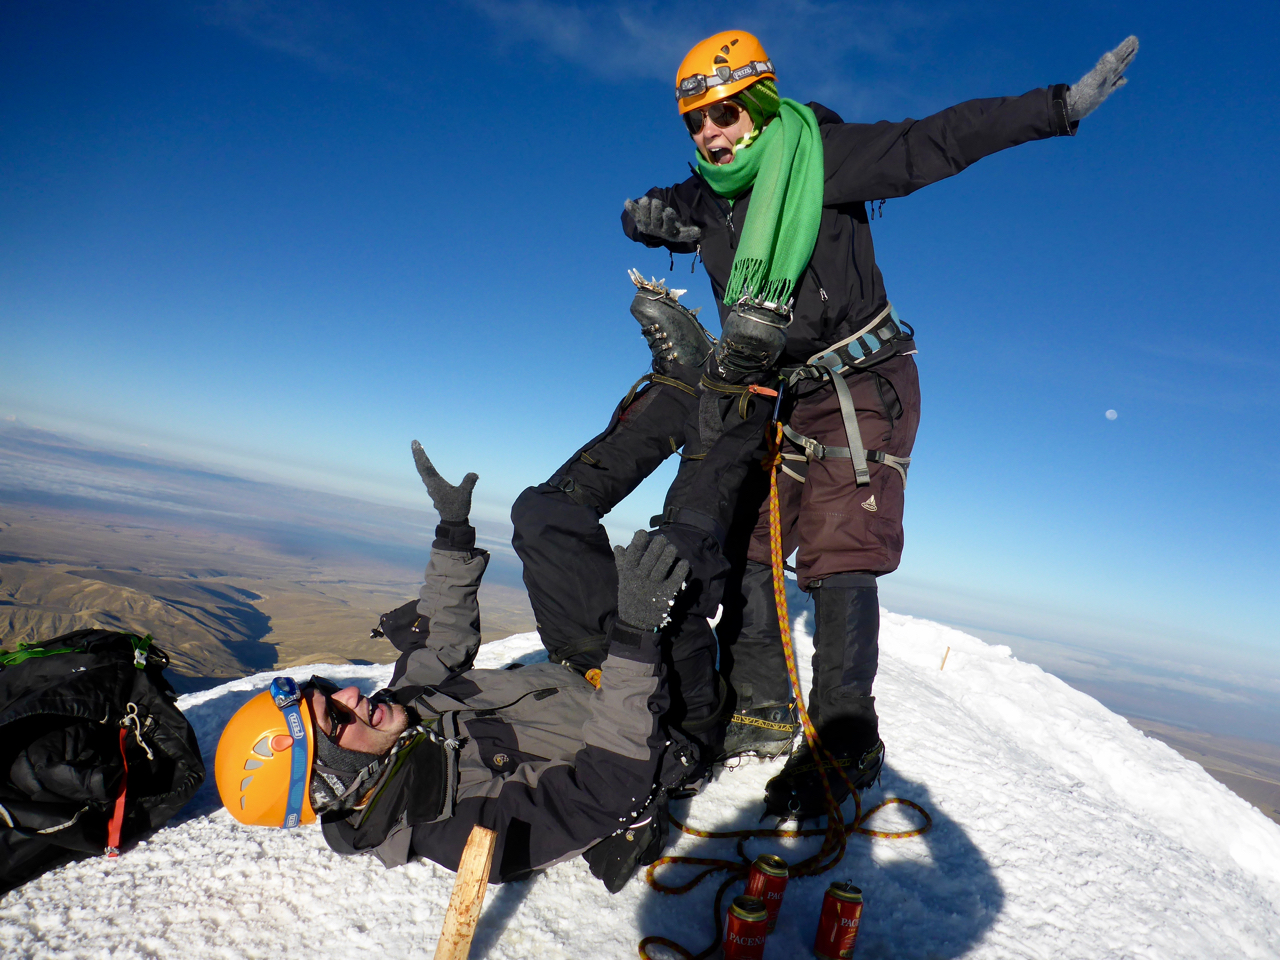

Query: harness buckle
[[805, 303, 912, 375]]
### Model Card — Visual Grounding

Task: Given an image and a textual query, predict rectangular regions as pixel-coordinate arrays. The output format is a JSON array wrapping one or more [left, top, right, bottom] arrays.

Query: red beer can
[[813, 881, 863, 959], [743, 853, 789, 932], [722, 895, 769, 960]]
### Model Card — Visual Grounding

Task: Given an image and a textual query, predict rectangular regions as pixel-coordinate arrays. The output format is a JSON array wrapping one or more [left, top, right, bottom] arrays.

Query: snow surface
[[4, 612, 1280, 959]]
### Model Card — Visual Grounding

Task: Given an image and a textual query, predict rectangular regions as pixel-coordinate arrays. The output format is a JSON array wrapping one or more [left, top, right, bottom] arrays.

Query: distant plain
[[1, 420, 1275, 823], [0, 421, 534, 692]]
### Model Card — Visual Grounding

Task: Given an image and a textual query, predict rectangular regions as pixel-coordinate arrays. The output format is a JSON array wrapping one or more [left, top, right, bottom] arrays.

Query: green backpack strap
[[0, 642, 80, 667], [128, 634, 154, 670], [0, 633, 156, 669]]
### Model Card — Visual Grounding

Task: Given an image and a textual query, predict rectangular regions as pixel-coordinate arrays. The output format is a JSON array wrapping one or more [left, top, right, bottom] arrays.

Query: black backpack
[[0, 629, 205, 894]]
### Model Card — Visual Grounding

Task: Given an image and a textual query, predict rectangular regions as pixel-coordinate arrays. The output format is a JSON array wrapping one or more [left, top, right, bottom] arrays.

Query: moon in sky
[[1105, 409, 1118, 420]]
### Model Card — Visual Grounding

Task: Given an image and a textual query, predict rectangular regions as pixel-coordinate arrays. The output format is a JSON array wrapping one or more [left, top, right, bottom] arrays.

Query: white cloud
[[189, 0, 962, 115], [469, 0, 955, 114], [195, 0, 361, 73]]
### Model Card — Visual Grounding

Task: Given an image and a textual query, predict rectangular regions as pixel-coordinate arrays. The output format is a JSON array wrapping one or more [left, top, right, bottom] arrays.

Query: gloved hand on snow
[[1067, 36, 1139, 122], [411, 440, 478, 523], [614, 531, 691, 632], [625, 196, 702, 244]]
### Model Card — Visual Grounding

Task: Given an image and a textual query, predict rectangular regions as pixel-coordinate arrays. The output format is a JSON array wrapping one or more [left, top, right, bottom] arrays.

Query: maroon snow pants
[[746, 354, 920, 588]]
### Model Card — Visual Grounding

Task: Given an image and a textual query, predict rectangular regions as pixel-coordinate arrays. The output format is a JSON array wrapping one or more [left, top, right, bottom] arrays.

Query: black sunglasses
[[683, 100, 744, 136], [304, 676, 360, 735]]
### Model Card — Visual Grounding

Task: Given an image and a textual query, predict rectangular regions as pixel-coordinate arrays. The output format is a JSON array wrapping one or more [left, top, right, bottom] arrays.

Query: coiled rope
[[638, 419, 930, 960]]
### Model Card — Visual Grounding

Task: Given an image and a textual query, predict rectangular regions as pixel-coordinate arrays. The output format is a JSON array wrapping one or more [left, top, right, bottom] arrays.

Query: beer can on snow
[[743, 854, 789, 932], [721, 895, 769, 960], [813, 881, 864, 959]]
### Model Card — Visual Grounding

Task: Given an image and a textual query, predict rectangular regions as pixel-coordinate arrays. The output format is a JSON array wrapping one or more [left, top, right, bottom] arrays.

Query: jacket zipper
[[690, 165, 736, 247], [454, 686, 562, 720]]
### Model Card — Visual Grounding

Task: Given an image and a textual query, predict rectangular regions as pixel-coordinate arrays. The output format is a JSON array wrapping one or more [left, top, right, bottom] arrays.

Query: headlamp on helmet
[[215, 676, 318, 828], [675, 30, 775, 114]]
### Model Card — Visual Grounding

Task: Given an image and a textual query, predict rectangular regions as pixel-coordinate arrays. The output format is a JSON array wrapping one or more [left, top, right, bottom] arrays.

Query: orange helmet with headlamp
[[676, 30, 775, 115], [215, 677, 318, 828]]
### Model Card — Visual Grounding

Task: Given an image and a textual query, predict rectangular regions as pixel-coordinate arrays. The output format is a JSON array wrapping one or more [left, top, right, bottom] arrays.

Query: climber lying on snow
[[215, 444, 700, 892]]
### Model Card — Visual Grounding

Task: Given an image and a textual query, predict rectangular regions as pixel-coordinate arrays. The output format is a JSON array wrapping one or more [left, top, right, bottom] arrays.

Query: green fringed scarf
[[696, 97, 823, 306]]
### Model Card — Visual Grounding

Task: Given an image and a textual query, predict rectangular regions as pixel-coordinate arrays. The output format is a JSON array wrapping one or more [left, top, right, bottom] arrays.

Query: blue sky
[[2, 1, 1277, 672]]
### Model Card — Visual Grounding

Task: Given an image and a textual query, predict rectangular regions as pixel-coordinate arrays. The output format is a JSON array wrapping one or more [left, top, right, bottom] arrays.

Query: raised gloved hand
[[625, 197, 702, 244], [1067, 36, 1138, 123], [411, 440, 478, 523], [614, 531, 691, 632]]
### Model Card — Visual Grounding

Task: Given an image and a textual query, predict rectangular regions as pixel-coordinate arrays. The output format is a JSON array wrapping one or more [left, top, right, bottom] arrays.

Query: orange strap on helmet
[[676, 30, 775, 114]]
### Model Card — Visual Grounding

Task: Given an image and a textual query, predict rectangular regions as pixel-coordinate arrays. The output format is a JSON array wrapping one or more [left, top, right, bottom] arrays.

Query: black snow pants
[[511, 362, 773, 738], [513, 356, 910, 748]]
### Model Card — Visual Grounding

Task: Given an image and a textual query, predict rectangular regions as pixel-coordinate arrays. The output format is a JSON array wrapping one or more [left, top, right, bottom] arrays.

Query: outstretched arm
[[1067, 36, 1139, 122], [822, 36, 1138, 205], [388, 443, 489, 688]]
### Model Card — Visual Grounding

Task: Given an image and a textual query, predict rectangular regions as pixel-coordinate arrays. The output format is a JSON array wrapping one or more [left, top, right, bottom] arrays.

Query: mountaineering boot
[[713, 299, 792, 384], [669, 671, 728, 788], [762, 572, 882, 820], [763, 722, 884, 821], [718, 560, 798, 760], [628, 269, 715, 374], [720, 701, 799, 760]]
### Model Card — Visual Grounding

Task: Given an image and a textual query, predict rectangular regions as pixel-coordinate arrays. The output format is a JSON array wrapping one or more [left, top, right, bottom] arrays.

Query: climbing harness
[[689, 374, 779, 458], [636, 392, 931, 960], [779, 303, 915, 488], [698, 376, 779, 421], [621, 371, 698, 410], [553, 371, 702, 501]]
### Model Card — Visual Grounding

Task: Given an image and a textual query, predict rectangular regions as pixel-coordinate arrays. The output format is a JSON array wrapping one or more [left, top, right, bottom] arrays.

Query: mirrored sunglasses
[[303, 676, 360, 735], [684, 100, 744, 136]]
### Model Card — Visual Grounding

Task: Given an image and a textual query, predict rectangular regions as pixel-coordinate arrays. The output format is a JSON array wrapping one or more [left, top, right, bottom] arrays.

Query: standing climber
[[513, 31, 1138, 819]]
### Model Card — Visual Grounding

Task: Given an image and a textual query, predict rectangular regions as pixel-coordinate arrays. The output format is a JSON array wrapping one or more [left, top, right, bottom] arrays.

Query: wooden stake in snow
[[432, 825, 497, 960], [940, 647, 950, 671]]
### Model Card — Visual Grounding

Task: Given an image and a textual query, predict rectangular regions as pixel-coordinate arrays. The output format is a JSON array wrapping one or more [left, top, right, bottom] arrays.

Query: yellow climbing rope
[[637, 420, 930, 960]]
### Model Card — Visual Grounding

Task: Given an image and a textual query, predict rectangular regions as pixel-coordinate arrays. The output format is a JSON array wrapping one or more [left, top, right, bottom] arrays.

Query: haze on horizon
[[5, 420, 1279, 759], [2, 4, 1277, 704]]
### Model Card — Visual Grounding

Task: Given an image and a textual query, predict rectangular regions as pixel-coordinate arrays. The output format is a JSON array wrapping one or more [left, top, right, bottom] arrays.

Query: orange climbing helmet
[[215, 677, 318, 828], [676, 30, 775, 115]]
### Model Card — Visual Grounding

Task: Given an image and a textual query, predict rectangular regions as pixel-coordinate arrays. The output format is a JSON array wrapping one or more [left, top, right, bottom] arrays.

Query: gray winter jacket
[[321, 541, 671, 883]]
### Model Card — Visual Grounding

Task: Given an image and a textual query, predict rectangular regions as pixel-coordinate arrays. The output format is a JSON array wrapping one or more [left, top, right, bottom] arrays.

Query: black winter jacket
[[622, 86, 1075, 364]]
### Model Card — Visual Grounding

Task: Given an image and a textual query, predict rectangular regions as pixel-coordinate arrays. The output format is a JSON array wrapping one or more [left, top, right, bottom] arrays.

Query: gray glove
[[625, 196, 702, 244], [613, 531, 691, 632], [411, 440, 478, 523], [1066, 36, 1139, 123]]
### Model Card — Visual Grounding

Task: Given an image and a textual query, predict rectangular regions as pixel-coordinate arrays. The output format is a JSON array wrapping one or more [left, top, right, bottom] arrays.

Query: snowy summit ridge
[[2, 613, 1278, 959]]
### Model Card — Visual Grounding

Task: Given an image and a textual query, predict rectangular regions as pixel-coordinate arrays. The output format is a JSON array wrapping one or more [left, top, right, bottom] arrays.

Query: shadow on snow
[[633, 763, 1003, 960]]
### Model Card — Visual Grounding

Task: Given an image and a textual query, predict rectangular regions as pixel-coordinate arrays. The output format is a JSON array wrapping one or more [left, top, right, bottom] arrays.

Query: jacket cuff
[[1050, 83, 1078, 137], [606, 619, 661, 665], [433, 520, 477, 553]]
